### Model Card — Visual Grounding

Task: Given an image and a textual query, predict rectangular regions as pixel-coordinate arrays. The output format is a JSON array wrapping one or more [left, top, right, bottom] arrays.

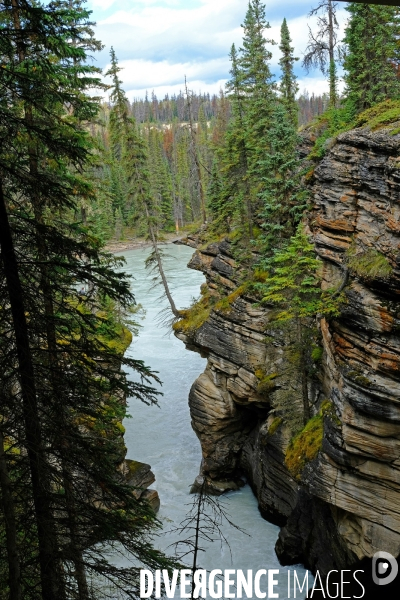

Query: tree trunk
[[0, 427, 22, 600], [0, 180, 64, 600], [297, 318, 310, 424], [144, 204, 181, 318], [328, 0, 337, 107]]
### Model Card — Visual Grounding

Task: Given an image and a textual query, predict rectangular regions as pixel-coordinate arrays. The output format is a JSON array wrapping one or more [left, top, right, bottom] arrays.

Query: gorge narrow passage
[[120, 244, 309, 598]]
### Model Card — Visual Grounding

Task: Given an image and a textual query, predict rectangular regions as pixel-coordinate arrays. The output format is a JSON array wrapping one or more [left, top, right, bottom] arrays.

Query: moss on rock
[[268, 417, 283, 436], [173, 293, 211, 335], [346, 244, 392, 281]]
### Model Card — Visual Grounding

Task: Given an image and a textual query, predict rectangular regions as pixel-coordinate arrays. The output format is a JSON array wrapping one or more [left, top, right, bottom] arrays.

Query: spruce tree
[[258, 103, 305, 253], [0, 2, 176, 597], [239, 0, 276, 180], [343, 3, 400, 113], [106, 46, 130, 161], [259, 225, 341, 425], [223, 43, 253, 235], [279, 18, 299, 126]]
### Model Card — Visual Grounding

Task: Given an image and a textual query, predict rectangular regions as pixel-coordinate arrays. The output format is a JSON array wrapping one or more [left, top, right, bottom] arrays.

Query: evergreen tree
[[343, 3, 400, 113], [123, 116, 181, 317], [105, 47, 129, 161], [259, 225, 341, 425], [258, 103, 305, 252], [0, 2, 176, 597], [147, 127, 174, 230], [279, 18, 299, 126], [239, 0, 276, 180], [185, 78, 207, 224], [223, 43, 253, 235]]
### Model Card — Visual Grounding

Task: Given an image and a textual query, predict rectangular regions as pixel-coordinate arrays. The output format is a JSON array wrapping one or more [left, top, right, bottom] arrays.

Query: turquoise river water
[[117, 244, 310, 599]]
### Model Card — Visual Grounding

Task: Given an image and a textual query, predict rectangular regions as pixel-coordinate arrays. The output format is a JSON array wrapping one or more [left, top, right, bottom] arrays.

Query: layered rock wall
[[177, 127, 400, 573]]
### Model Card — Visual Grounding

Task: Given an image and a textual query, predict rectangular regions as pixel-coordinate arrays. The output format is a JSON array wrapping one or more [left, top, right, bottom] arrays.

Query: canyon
[[175, 126, 400, 574]]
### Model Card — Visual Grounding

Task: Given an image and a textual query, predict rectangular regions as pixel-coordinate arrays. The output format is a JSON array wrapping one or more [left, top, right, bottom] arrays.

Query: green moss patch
[[285, 414, 324, 480], [268, 417, 283, 436], [256, 371, 279, 395], [214, 284, 248, 312], [356, 100, 400, 132], [346, 245, 392, 280], [173, 293, 211, 335], [97, 323, 132, 355], [285, 401, 339, 480]]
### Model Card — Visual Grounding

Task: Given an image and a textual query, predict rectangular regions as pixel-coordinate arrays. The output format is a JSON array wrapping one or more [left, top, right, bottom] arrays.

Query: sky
[[86, 0, 349, 101]]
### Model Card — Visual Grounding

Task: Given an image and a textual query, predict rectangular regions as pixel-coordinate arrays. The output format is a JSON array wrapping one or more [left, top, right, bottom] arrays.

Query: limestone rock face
[[178, 126, 400, 574], [296, 127, 400, 563]]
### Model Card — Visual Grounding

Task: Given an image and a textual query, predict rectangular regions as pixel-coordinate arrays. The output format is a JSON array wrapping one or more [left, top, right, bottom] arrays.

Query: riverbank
[[105, 231, 188, 254]]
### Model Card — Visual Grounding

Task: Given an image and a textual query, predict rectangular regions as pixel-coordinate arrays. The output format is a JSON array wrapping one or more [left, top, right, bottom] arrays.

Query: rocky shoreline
[[105, 232, 186, 254]]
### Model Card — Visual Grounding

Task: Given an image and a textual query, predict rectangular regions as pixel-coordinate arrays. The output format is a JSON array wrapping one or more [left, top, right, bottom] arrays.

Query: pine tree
[[279, 18, 299, 126], [259, 225, 341, 425], [258, 103, 305, 253], [239, 0, 276, 180], [343, 3, 400, 113], [223, 43, 253, 235], [0, 2, 176, 597]]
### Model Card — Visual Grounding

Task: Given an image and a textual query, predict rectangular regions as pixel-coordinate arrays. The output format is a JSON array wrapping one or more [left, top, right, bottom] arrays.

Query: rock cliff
[[175, 126, 400, 574]]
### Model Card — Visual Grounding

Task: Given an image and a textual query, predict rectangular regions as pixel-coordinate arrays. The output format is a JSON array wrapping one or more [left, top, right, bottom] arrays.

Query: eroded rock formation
[[176, 127, 400, 573]]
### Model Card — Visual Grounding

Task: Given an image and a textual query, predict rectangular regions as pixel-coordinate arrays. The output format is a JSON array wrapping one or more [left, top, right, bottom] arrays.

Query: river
[[119, 243, 309, 599]]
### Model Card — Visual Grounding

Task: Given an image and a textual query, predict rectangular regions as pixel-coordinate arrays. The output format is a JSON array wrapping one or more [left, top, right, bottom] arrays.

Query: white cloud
[[88, 0, 349, 99], [103, 57, 230, 90]]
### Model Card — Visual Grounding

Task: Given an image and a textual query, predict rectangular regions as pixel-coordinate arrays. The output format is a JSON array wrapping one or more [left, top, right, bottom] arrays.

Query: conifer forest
[[1, 0, 400, 598]]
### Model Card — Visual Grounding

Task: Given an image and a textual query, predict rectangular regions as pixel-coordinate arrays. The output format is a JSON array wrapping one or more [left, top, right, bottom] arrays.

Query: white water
[[119, 244, 309, 599]]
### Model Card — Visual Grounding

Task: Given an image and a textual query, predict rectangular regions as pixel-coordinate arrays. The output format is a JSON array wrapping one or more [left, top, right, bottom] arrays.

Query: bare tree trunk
[[190, 480, 203, 600], [328, 0, 337, 107], [0, 426, 22, 600], [144, 203, 181, 318], [185, 77, 207, 225]]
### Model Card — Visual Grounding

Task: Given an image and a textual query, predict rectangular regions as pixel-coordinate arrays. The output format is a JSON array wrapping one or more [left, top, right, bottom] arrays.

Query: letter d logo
[[372, 551, 398, 586]]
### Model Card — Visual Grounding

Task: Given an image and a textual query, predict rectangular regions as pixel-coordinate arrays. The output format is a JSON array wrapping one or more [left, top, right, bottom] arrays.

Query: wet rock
[[123, 459, 160, 512]]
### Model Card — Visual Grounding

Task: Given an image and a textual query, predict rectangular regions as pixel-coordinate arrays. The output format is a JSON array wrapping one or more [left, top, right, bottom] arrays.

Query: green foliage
[[285, 413, 324, 480], [259, 224, 341, 321], [346, 244, 393, 281], [343, 3, 400, 114], [0, 3, 178, 596], [356, 99, 400, 132], [214, 284, 248, 312], [311, 346, 323, 363], [285, 401, 339, 480], [256, 371, 279, 395], [279, 18, 299, 126], [267, 417, 283, 436], [173, 292, 212, 335], [307, 104, 356, 161], [258, 102, 307, 252]]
